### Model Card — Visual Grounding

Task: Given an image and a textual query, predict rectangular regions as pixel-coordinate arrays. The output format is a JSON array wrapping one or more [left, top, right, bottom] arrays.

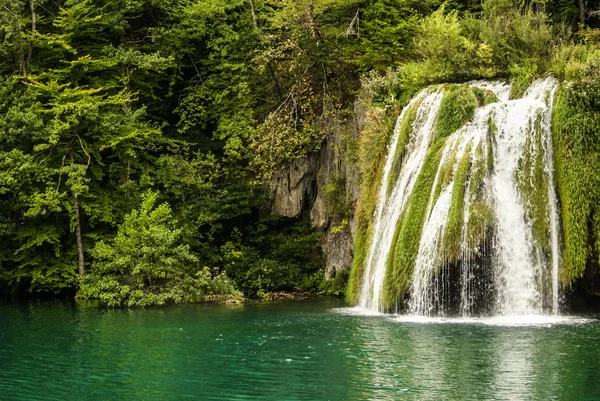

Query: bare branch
[[346, 9, 360, 37], [76, 133, 91, 168]]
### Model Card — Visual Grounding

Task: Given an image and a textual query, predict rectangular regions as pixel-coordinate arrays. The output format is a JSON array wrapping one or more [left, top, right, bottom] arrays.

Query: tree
[[78, 191, 210, 306]]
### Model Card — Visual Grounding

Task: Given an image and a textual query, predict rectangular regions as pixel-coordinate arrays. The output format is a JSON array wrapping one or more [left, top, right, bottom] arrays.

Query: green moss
[[383, 208, 407, 298], [381, 138, 447, 309], [346, 106, 399, 303], [430, 147, 458, 209], [553, 79, 600, 288], [470, 143, 487, 200], [474, 87, 500, 106], [466, 143, 494, 252], [386, 99, 423, 198], [516, 111, 550, 257], [323, 172, 352, 218], [487, 118, 496, 172], [437, 85, 498, 138], [443, 143, 472, 263]]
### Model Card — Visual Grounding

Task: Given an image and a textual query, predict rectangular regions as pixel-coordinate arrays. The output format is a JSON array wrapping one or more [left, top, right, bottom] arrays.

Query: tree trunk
[[68, 151, 85, 276], [2, 5, 26, 75], [304, 4, 317, 40], [249, 0, 263, 40], [72, 190, 85, 276], [249, 0, 259, 32], [26, 0, 36, 72], [580, 0, 587, 25]]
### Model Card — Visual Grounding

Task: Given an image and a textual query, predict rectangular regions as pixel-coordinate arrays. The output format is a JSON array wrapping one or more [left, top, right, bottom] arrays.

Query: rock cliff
[[269, 104, 366, 278]]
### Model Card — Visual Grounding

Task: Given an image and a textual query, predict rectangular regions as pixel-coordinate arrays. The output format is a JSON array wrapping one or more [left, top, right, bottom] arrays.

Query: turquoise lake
[[1, 298, 599, 400]]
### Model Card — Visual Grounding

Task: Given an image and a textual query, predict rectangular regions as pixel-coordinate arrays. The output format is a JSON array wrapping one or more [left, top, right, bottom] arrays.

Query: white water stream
[[358, 88, 444, 310], [358, 78, 561, 316]]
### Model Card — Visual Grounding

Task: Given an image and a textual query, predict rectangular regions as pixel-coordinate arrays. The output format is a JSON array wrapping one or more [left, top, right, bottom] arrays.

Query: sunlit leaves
[[79, 191, 214, 306]]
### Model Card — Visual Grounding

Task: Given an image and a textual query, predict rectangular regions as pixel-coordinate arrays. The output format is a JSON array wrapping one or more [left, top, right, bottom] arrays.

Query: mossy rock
[[382, 137, 448, 309], [437, 85, 498, 139], [386, 98, 424, 198], [516, 111, 551, 259], [443, 143, 472, 263], [553, 79, 600, 289]]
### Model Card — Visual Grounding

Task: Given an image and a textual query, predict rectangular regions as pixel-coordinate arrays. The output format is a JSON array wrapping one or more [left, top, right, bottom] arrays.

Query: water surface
[[1, 298, 599, 400]]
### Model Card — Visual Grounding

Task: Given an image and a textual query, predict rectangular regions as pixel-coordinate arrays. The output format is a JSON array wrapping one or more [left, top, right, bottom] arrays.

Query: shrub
[[78, 191, 226, 307], [223, 220, 324, 297]]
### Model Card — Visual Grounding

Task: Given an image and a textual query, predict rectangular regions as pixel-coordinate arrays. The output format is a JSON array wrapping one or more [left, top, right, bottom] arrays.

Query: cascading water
[[358, 88, 444, 311], [357, 77, 561, 317]]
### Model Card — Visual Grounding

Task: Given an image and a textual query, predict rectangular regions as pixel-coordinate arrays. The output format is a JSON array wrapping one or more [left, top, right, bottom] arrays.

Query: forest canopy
[[0, 0, 599, 305]]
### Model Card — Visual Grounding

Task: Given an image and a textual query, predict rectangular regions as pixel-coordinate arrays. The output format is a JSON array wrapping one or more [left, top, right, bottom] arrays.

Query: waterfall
[[357, 77, 561, 316], [358, 88, 444, 311], [542, 84, 561, 314]]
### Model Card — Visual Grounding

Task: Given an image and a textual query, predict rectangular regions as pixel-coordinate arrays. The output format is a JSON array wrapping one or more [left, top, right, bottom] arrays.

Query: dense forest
[[0, 0, 599, 306]]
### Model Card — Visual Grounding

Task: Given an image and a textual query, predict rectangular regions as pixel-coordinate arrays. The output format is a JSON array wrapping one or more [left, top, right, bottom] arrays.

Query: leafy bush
[[389, 1, 558, 98], [78, 192, 236, 306], [398, 6, 495, 91], [551, 30, 600, 80], [222, 220, 324, 297]]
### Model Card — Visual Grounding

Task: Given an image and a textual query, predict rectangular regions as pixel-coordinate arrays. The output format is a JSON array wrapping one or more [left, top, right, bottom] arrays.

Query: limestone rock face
[[310, 196, 328, 229], [268, 102, 366, 278], [270, 156, 316, 218], [321, 222, 355, 278]]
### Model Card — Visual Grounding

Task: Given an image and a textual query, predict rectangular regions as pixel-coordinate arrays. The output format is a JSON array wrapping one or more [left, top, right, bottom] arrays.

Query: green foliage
[[551, 34, 600, 81], [78, 192, 233, 307], [319, 270, 349, 296], [356, 0, 419, 71], [1, 0, 600, 303], [480, 2, 554, 91], [0, 0, 331, 299], [437, 85, 497, 138], [389, 0, 560, 97], [222, 220, 324, 297], [245, 0, 362, 180], [553, 63, 600, 288], [398, 6, 494, 90]]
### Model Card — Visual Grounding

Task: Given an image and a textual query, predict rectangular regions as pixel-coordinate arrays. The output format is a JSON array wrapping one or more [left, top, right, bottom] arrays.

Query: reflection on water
[[493, 331, 534, 400], [0, 299, 599, 400]]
